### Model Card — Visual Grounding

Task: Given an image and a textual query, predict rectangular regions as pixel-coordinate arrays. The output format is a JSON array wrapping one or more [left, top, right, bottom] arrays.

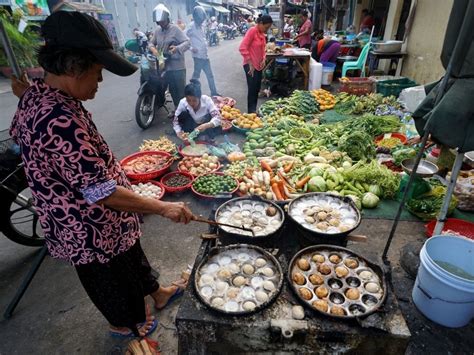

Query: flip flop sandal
[[155, 285, 186, 311], [110, 318, 158, 338]]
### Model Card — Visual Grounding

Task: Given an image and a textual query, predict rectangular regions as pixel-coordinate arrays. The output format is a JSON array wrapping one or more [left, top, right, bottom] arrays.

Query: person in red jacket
[[359, 9, 375, 33], [239, 15, 273, 113]]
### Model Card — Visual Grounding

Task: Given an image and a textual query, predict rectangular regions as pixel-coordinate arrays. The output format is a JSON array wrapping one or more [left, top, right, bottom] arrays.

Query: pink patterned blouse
[[10, 79, 141, 265]]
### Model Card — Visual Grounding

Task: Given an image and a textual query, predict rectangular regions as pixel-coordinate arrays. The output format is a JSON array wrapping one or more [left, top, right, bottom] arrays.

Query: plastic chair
[[342, 42, 371, 77]]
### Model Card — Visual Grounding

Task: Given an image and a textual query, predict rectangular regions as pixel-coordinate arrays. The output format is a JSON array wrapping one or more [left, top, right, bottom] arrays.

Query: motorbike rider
[[208, 16, 219, 46], [187, 6, 220, 97], [133, 28, 148, 54], [149, 4, 190, 117]]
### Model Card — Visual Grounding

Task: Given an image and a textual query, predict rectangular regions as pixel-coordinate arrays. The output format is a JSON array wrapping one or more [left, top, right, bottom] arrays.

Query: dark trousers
[[164, 69, 186, 108], [178, 110, 220, 138], [192, 58, 218, 96], [75, 240, 159, 335], [243, 64, 263, 113]]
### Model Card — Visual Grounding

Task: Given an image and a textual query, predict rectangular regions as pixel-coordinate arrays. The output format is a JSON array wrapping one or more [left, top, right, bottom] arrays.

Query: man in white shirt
[[186, 6, 220, 97]]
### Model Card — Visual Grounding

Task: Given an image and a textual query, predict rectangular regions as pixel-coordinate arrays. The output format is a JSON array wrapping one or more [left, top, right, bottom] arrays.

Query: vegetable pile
[[178, 154, 219, 176], [123, 154, 171, 174], [193, 174, 238, 196], [163, 174, 192, 188], [139, 137, 176, 154], [234, 112, 263, 130]]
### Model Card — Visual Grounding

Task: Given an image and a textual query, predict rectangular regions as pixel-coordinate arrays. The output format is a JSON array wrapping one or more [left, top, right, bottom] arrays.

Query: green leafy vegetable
[[406, 186, 458, 221], [344, 160, 401, 199], [338, 131, 375, 161]]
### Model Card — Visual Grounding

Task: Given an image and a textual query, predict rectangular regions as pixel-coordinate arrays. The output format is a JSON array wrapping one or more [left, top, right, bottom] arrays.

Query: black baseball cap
[[42, 11, 137, 76]]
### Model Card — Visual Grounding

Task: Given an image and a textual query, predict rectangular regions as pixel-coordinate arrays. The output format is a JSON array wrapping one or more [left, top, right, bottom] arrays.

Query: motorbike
[[0, 134, 44, 247], [208, 28, 219, 47], [223, 24, 237, 40], [125, 38, 168, 129], [238, 22, 248, 35]]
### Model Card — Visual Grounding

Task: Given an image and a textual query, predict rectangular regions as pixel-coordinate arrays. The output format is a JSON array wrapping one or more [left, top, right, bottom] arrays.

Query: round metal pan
[[287, 193, 361, 245], [193, 244, 284, 316], [214, 196, 285, 243], [288, 245, 387, 319]]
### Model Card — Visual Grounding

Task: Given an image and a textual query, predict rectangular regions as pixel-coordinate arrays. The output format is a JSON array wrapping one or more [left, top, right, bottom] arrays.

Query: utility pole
[[312, 0, 317, 31], [280, 0, 287, 34]]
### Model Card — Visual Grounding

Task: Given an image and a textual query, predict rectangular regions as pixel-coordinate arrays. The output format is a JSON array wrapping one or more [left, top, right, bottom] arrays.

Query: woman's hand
[[247, 63, 255, 77], [161, 202, 194, 224], [11, 72, 30, 98], [177, 132, 188, 141], [196, 123, 211, 132]]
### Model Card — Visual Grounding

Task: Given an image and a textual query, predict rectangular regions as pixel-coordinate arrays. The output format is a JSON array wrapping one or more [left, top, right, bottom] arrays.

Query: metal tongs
[[192, 216, 255, 237]]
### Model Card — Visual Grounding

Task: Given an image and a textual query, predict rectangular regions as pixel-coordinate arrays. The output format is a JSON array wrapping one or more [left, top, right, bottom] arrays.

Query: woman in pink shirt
[[295, 11, 312, 49], [239, 15, 273, 113]]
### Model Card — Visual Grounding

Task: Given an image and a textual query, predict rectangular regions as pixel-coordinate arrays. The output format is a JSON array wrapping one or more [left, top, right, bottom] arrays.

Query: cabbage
[[347, 195, 362, 210], [309, 167, 324, 177], [368, 184, 382, 197], [362, 192, 380, 209], [342, 161, 352, 170], [308, 176, 327, 192]]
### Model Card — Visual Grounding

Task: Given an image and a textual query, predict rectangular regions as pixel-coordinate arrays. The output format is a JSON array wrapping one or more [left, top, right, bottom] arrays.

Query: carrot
[[277, 180, 287, 200], [296, 176, 311, 189], [260, 160, 273, 173], [271, 183, 283, 200], [283, 161, 294, 173]]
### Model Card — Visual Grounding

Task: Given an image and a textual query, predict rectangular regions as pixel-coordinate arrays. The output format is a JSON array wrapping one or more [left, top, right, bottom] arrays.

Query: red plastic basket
[[177, 157, 221, 178], [130, 180, 166, 200], [120, 151, 173, 181], [160, 171, 194, 194], [425, 218, 474, 240], [191, 172, 239, 199], [375, 132, 407, 146]]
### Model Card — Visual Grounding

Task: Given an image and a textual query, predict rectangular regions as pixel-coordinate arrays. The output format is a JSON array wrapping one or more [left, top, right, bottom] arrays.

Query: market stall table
[[175, 206, 411, 354], [264, 52, 311, 90], [368, 51, 407, 76]]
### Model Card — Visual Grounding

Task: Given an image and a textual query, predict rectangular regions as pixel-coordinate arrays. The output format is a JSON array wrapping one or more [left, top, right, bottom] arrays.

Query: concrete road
[[1, 38, 473, 355]]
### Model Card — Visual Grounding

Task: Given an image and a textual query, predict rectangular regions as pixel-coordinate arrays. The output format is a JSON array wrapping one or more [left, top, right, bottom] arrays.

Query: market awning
[[233, 5, 253, 16], [212, 4, 230, 14], [196, 1, 213, 12]]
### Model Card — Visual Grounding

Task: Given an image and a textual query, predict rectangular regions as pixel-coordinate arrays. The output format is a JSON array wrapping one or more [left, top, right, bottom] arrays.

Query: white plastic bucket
[[412, 235, 474, 328], [321, 62, 336, 85], [308, 59, 322, 90]]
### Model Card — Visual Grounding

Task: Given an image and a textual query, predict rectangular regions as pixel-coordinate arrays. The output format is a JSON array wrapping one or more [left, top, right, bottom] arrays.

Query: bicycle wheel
[[0, 177, 45, 247]]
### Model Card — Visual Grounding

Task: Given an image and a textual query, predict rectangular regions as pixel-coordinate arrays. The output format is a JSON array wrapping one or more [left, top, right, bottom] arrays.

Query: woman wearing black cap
[[10, 11, 194, 338]]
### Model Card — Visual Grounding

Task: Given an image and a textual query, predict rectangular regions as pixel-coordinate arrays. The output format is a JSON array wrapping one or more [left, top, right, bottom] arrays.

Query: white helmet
[[153, 4, 170, 23], [211, 16, 216, 22]]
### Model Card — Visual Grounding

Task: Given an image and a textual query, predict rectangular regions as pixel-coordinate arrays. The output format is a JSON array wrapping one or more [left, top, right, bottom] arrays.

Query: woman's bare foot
[[152, 279, 187, 310]]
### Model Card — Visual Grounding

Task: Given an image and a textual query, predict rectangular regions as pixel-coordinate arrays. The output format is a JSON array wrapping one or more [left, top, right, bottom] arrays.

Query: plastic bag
[[399, 86, 426, 113], [451, 170, 474, 211], [208, 145, 227, 159], [218, 135, 241, 154]]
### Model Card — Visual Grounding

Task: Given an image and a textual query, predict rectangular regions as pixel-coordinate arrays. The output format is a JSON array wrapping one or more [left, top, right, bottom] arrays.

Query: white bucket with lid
[[412, 235, 474, 328]]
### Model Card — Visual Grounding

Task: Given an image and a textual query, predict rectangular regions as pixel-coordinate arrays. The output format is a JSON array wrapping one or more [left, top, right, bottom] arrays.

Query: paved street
[[0, 38, 473, 354]]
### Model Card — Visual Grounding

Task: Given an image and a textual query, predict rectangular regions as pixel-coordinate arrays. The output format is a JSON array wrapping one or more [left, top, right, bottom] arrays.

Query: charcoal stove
[[176, 203, 411, 354]]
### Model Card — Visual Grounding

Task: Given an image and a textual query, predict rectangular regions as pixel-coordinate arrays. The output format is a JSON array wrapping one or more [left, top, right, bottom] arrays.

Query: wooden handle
[[347, 234, 368, 242], [193, 216, 254, 235]]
